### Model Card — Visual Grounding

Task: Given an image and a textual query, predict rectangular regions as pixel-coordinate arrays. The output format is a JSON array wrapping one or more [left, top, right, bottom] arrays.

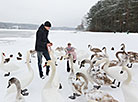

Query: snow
[[0, 29, 138, 102]]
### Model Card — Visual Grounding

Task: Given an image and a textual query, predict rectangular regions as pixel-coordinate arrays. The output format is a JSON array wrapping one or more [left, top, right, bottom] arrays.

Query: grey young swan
[[80, 59, 119, 89], [6, 77, 29, 102], [75, 72, 119, 102]]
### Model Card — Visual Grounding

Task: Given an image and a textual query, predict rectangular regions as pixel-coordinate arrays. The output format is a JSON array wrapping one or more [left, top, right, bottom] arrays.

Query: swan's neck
[[14, 80, 22, 100], [116, 52, 121, 62], [95, 57, 109, 67], [122, 45, 125, 51], [103, 48, 108, 57], [79, 73, 88, 89], [25, 51, 34, 87], [102, 58, 110, 70], [69, 55, 74, 74], [26, 51, 32, 71], [89, 45, 92, 50], [44, 61, 56, 88], [84, 60, 93, 68], [122, 66, 132, 84]]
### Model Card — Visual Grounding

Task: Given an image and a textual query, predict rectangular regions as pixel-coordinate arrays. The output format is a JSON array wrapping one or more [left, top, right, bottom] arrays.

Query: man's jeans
[[37, 51, 51, 77]]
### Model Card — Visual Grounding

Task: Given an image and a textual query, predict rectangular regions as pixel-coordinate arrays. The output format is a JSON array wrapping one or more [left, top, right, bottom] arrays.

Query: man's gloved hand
[[47, 43, 53, 47]]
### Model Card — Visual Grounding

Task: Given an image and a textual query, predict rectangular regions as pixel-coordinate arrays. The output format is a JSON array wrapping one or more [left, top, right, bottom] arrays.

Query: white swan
[[0, 52, 20, 76], [76, 49, 90, 65], [47, 47, 62, 88], [121, 65, 138, 102], [42, 60, 64, 102], [6, 50, 34, 94]]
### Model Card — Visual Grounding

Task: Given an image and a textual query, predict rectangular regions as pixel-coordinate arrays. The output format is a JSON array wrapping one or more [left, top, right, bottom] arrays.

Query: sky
[[0, 0, 99, 27]]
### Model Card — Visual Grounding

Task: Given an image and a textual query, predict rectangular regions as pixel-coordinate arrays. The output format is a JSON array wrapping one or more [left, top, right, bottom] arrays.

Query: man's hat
[[44, 21, 51, 27]]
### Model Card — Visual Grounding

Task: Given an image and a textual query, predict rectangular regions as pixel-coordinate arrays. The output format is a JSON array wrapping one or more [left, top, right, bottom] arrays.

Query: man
[[35, 21, 52, 79]]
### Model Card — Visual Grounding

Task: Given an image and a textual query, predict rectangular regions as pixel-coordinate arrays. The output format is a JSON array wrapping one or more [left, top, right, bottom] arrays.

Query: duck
[[120, 65, 138, 102], [6, 50, 34, 94], [5, 77, 29, 102], [42, 60, 64, 102], [0, 52, 20, 77]]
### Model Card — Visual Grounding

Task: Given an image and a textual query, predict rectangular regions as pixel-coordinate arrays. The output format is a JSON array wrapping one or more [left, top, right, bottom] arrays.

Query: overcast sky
[[0, 0, 99, 27]]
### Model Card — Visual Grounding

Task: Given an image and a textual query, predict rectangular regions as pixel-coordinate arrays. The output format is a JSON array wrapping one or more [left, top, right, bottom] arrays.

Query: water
[[0, 29, 36, 38]]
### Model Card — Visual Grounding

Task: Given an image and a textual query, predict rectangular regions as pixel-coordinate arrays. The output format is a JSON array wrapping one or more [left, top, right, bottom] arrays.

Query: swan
[[5, 77, 29, 102], [64, 53, 89, 99], [75, 72, 119, 102], [55, 47, 66, 60], [127, 51, 138, 67], [80, 59, 118, 89], [98, 56, 125, 85], [88, 44, 102, 54], [6, 50, 34, 94], [75, 72, 89, 94], [76, 49, 90, 65], [120, 65, 138, 102], [47, 47, 63, 88], [119, 43, 138, 67], [47, 46, 60, 66], [94, 47, 128, 84], [0, 52, 21, 76], [42, 60, 64, 102], [67, 53, 82, 99], [120, 43, 126, 51], [84, 89, 119, 102]]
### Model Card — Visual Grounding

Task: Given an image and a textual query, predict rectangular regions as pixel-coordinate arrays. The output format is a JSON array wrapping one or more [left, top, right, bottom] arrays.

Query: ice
[[0, 29, 138, 102]]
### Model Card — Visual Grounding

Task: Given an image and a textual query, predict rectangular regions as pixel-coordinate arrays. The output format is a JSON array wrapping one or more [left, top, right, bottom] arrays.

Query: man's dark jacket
[[35, 24, 50, 51]]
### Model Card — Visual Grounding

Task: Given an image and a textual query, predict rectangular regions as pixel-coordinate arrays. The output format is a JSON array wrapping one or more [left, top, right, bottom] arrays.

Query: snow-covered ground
[[0, 29, 138, 102]]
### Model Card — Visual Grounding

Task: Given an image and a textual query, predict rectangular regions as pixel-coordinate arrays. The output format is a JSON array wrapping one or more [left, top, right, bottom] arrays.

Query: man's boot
[[67, 60, 70, 72]]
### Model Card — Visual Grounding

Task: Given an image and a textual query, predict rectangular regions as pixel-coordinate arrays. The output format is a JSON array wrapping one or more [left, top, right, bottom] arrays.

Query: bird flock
[[0, 43, 138, 102]]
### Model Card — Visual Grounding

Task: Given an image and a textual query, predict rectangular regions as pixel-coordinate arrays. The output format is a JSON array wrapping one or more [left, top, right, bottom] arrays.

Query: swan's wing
[[122, 85, 138, 102], [42, 88, 65, 102]]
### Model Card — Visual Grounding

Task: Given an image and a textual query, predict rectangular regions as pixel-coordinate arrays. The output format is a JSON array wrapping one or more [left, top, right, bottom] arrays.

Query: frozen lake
[[0, 29, 138, 102]]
